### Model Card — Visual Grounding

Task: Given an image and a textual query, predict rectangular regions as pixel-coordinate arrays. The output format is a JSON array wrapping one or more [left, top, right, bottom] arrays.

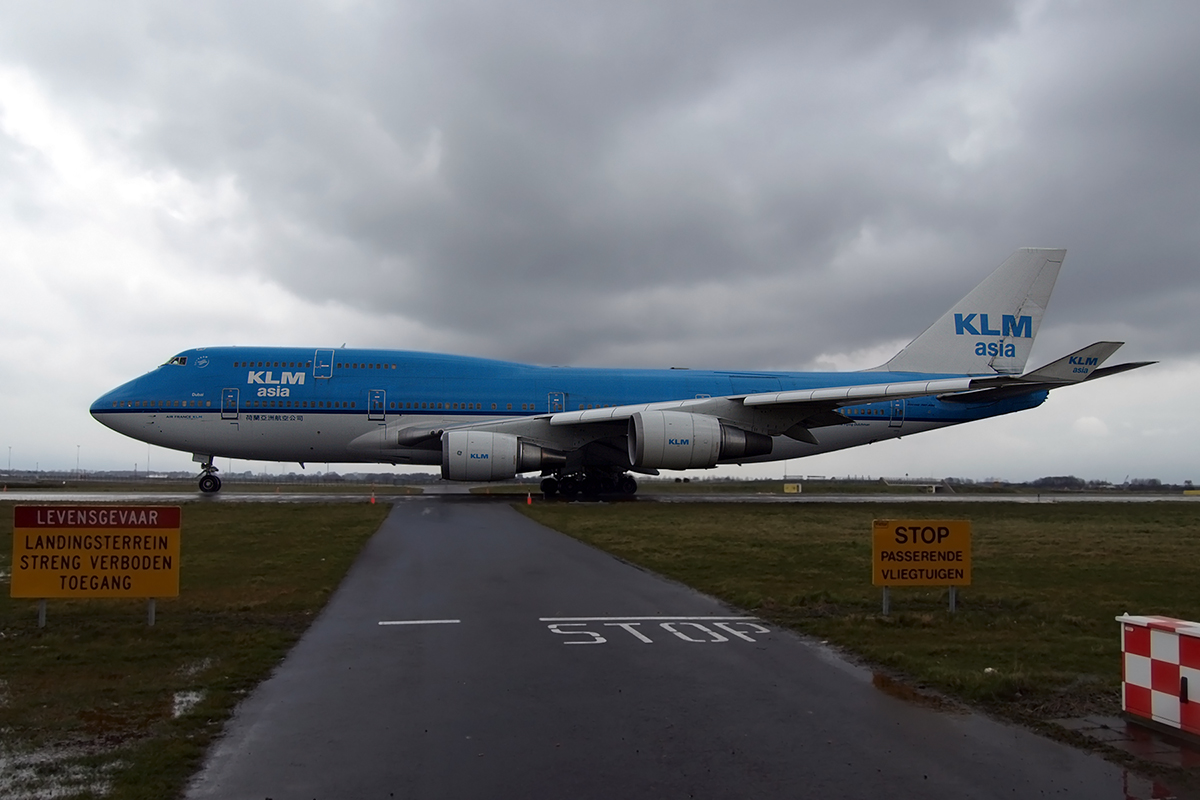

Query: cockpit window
[[165, 356, 188, 366]]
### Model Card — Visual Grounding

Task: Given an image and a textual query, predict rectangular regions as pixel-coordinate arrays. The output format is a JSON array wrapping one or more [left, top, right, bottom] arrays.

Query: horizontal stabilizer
[[1082, 361, 1157, 380], [1017, 341, 1124, 384]]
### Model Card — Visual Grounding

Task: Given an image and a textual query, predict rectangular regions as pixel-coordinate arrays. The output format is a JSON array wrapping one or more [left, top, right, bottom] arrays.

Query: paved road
[[185, 500, 1131, 799]]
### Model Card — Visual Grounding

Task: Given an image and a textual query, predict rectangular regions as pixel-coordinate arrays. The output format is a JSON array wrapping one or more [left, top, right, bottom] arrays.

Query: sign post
[[872, 519, 971, 614], [11, 506, 181, 626]]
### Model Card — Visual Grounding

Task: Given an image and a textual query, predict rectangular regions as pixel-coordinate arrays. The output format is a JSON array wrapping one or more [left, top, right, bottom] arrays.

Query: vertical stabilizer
[[875, 248, 1065, 375]]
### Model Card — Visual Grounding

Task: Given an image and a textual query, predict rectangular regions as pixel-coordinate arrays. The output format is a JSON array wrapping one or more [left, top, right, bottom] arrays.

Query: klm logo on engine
[[668, 438, 690, 446], [470, 453, 489, 460], [247, 371, 306, 385], [953, 314, 1032, 338]]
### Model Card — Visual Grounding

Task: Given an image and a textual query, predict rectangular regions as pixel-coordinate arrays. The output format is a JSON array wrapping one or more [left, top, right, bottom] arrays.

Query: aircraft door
[[548, 391, 565, 413], [889, 399, 905, 428], [221, 388, 239, 420], [314, 349, 335, 379], [369, 389, 386, 421]]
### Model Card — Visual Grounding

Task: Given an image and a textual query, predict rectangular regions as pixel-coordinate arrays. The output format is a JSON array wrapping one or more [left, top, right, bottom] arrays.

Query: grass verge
[[0, 501, 390, 800], [521, 501, 1200, 721]]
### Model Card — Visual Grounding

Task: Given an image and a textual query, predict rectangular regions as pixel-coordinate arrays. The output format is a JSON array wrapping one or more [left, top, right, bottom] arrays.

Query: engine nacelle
[[441, 431, 563, 481], [627, 411, 773, 470]]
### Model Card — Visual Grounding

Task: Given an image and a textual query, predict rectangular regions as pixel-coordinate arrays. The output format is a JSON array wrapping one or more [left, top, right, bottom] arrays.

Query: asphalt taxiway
[[181, 499, 1136, 799]]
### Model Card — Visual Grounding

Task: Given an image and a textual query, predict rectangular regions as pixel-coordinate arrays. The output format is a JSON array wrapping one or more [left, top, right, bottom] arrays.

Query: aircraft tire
[[540, 477, 559, 498], [199, 474, 221, 494], [580, 474, 602, 499], [559, 476, 581, 500], [618, 475, 638, 496]]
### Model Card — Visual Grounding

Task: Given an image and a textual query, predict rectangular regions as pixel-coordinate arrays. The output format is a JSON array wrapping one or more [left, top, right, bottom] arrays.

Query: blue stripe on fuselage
[[89, 346, 1045, 423]]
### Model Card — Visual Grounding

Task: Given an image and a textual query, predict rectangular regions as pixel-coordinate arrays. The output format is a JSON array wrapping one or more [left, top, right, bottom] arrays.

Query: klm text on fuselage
[[247, 371, 306, 398]]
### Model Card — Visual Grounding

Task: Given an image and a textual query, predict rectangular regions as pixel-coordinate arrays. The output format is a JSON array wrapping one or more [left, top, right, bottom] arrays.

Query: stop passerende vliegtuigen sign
[[872, 519, 971, 587]]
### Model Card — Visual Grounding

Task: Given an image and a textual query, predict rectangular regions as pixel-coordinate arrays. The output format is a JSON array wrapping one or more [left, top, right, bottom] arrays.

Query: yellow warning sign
[[11, 506, 181, 598], [872, 519, 971, 587]]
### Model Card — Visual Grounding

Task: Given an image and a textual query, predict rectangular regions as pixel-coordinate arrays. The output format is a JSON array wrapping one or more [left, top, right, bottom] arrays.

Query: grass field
[[521, 501, 1200, 723], [3, 497, 1196, 796], [0, 501, 390, 800]]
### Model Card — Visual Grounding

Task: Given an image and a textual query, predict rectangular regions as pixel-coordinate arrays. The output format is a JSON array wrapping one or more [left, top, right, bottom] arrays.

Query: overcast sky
[[0, 0, 1196, 483]]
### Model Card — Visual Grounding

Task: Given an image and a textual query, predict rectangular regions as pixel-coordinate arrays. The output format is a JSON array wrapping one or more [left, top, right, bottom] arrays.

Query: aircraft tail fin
[[874, 247, 1066, 375]]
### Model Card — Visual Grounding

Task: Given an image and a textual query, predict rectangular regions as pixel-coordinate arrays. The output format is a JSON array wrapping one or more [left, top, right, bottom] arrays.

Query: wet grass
[[521, 501, 1200, 720], [0, 501, 390, 800]]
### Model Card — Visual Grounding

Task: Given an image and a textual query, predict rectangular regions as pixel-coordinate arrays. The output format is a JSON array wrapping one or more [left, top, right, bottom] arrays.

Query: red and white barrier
[[1117, 614, 1200, 736]]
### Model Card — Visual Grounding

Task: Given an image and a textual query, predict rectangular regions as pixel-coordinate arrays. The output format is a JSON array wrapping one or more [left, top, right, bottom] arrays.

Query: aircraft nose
[[90, 380, 139, 432], [91, 389, 118, 429]]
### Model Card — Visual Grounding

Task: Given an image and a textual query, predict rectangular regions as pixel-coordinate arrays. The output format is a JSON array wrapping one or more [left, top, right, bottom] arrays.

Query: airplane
[[91, 248, 1151, 497]]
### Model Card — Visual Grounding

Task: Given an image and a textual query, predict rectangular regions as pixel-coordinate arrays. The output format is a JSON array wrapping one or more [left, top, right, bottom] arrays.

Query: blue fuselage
[[90, 346, 1047, 468]]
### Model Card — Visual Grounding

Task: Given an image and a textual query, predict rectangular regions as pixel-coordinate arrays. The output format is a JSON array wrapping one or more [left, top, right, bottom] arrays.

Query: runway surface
[[4, 488, 1197, 504], [182, 500, 1132, 799]]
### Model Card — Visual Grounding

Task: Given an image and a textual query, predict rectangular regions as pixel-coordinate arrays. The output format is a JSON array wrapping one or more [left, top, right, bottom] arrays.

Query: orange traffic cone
[[370, 490, 376, 504], [527, 492, 532, 505]]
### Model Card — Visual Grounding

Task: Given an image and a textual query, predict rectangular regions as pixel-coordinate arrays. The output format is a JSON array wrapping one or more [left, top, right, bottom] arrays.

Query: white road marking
[[542, 617, 772, 645], [538, 616, 758, 622], [378, 619, 462, 626]]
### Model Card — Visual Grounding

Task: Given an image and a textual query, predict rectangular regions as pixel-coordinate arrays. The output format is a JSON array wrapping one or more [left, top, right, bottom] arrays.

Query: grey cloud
[[2, 0, 1194, 371]]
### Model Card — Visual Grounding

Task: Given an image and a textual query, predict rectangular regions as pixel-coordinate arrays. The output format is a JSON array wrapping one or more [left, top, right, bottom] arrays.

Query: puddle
[[871, 672, 958, 711], [0, 743, 121, 800], [1054, 716, 1200, 799], [1123, 769, 1191, 799], [178, 656, 216, 679], [1055, 715, 1200, 770], [172, 690, 206, 718]]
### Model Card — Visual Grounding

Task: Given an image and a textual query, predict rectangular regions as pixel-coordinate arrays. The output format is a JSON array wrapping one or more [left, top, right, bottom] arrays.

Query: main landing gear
[[540, 470, 638, 501], [197, 458, 222, 494]]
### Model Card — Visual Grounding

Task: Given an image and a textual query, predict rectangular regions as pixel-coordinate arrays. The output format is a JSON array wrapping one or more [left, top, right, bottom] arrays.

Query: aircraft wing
[[381, 342, 1151, 453], [554, 341, 1138, 409]]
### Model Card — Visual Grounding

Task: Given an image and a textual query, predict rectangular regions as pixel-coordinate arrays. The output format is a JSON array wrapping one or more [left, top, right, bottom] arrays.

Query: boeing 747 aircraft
[[92, 248, 1150, 497]]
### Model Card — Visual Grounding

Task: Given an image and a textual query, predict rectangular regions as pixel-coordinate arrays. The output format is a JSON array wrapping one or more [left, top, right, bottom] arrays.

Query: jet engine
[[441, 430, 565, 481], [627, 411, 772, 470]]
